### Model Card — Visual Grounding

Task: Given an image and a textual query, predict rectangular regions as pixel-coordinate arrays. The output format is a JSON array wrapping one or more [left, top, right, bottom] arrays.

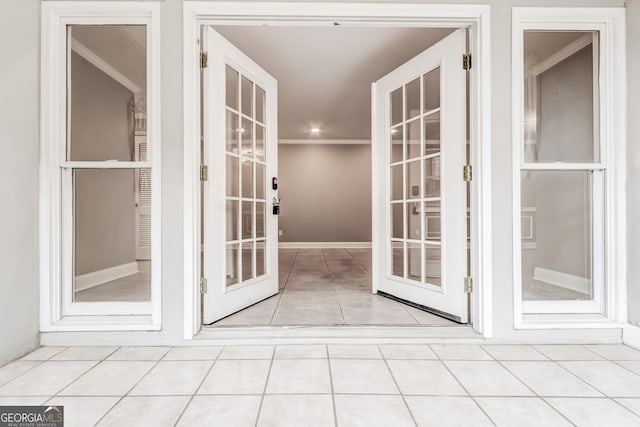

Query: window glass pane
[[391, 203, 403, 239], [405, 77, 421, 120], [256, 85, 265, 123], [256, 125, 265, 162], [242, 159, 253, 199], [242, 201, 253, 240], [390, 88, 403, 126], [226, 243, 239, 286], [256, 240, 265, 277], [392, 241, 404, 278], [406, 160, 420, 200], [390, 125, 403, 163], [73, 169, 150, 302], [425, 244, 441, 286], [406, 202, 421, 240], [407, 242, 421, 282], [226, 155, 239, 197], [242, 242, 254, 281], [226, 111, 239, 154], [424, 200, 441, 241], [226, 66, 239, 110], [226, 200, 238, 241], [256, 202, 266, 238], [424, 111, 440, 156], [67, 25, 146, 162], [424, 157, 441, 198], [523, 31, 598, 163], [241, 118, 253, 158], [423, 67, 440, 112], [256, 163, 265, 200], [241, 76, 253, 118], [391, 164, 403, 201], [521, 170, 593, 300]]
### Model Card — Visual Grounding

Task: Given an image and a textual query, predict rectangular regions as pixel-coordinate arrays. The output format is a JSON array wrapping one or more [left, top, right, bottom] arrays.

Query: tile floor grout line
[[378, 344, 419, 427], [325, 345, 339, 427], [344, 248, 370, 274], [0, 360, 47, 389], [321, 249, 346, 324], [253, 346, 277, 427], [172, 346, 224, 427], [610, 359, 640, 377], [268, 249, 299, 326], [90, 350, 165, 427], [551, 358, 617, 398]]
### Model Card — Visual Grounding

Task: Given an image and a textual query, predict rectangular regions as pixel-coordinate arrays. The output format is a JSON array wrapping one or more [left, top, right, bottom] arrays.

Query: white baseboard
[[623, 323, 640, 350], [533, 267, 591, 294], [75, 262, 139, 292], [279, 242, 372, 249]]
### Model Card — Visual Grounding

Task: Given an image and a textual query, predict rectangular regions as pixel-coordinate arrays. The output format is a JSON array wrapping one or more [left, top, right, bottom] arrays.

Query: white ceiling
[[214, 26, 454, 140]]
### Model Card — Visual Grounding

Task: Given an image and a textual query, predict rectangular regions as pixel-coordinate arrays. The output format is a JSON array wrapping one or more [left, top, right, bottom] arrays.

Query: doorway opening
[[199, 25, 471, 328]]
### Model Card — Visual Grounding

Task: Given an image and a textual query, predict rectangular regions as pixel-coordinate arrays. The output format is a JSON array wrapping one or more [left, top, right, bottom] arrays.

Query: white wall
[[1, 0, 632, 352], [0, 0, 41, 364]]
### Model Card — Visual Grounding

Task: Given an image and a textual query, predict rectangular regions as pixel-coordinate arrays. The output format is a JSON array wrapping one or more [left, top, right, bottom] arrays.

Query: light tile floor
[[211, 249, 457, 327], [1, 344, 640, 426]]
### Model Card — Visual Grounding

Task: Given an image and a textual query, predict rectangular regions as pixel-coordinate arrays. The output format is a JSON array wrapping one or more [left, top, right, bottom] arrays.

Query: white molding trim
[[279, 242, 372, 249], [74, 261, 139, 292], [184, 1, 493, 340], [623, 323, 640, 350], [512, 7, 627, 327], [70, 37, 142, 94], [279, 139, 370, 145], [40, 315, 160, 332], [532, 267, 591, 295], [527, 33, 593, 77], [40, 1, 162, 330]]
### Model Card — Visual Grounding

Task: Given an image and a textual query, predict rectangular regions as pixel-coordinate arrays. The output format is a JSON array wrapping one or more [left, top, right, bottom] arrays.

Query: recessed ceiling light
[[310, 127, 321, 134]]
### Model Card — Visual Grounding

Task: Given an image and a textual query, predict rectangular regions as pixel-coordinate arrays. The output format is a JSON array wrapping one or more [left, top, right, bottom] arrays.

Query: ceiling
[[214, 26, 455, 140]]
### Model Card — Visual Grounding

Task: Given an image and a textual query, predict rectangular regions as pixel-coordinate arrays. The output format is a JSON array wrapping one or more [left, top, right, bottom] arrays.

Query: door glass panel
[[521, 170, 594, 300], [67, 25, 146, 162], [226, 111, 239, 154], [406, 119, 421, 160], [256, 85, 265, 124], [391, 88, 403, 126], [425, 244, 442, 286], [391, 164, 403, 201], [256, 125, 265, 162], [226, 66, 239, 110], [424, 200, 441, 241], [256, 240, 265, 277], [256, 163, 265, 199], [523, 31, 598, 163], [407, 242, 421, 281], [390, 125, 403, 163], [226, 200, 238, 241], [73, 169, 151, 302], [226, 243, 239, 286], [256, 202, 266, 238], [406, 160, 420, 200], [423, 67, 440, 112], [406, 202, 421, 241], [241, 118, 253, 157], [241, 76, 253, 118], [392, 241, 404, 278], [241, 160, 253, 198], [226, 155, 239, 197], [424, 111, 440, 155], [424, 157, 441, 198], [391, 203, 404, 239], [405, 77, 421, 120], [242, 242, 254, 281], [241, 201, 253, 240]]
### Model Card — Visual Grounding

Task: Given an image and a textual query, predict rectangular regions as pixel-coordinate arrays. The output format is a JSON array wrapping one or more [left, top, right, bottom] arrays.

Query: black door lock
[[272, 197, 281, 215]]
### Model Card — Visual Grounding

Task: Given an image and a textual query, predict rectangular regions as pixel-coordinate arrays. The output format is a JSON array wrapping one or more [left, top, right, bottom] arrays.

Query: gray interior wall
[[71, 52, 136, 275], [278, 144, 372, 242], [0, 0, 40, 365], [627, 0, 640, 326]]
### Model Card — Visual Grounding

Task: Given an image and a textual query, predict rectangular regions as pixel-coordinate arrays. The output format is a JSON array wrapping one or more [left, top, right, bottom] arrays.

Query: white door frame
[[183, 1, 493, 339]]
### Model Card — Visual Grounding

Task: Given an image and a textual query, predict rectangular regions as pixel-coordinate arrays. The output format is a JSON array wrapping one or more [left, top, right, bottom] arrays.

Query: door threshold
[[195, 325, 483, 344]]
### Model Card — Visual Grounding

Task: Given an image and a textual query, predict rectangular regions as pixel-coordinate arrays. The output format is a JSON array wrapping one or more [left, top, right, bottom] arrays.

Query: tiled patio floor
[[1, 344, 640, 426]]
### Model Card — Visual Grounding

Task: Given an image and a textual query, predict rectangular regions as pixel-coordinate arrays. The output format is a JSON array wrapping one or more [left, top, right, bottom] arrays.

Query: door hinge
[[463, 53, 472, 71], [200, 277, 208, 294], [464, 277, 473, 293], [200, 165, 208, 181], [463, 165, 472, 182], [200, 52, 208, 69]]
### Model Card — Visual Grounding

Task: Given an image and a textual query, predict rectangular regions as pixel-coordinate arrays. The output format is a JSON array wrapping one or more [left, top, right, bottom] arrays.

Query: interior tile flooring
[[75, 261, 151, 302], [2, 344, 640, 426], [211, 249, 456, 327]]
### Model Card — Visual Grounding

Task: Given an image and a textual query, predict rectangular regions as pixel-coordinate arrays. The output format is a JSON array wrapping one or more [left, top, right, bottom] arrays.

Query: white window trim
[[183, 2, 493, 339], [512, 7, 627, 328], [40, 1, 162, 331]]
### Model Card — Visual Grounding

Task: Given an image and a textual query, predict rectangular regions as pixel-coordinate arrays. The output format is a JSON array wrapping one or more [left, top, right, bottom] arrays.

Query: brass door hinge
[[464, 277, 473, 293], [200, 277, 208, 294], [463, 165, 472, 182], [463, 54, 472, 71], [200, 52, 208, 69], [200, 165, 208, 181]]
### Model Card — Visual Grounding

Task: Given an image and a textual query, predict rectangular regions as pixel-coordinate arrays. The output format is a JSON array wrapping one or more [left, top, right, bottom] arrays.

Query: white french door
[[372, 28, 468, 323], [202, 27, 279, 324]]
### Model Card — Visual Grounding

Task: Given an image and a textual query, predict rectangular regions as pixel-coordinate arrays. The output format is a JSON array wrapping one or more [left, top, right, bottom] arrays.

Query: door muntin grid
[[389, 66, 442, 288], [225, 64, 267, 289]]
